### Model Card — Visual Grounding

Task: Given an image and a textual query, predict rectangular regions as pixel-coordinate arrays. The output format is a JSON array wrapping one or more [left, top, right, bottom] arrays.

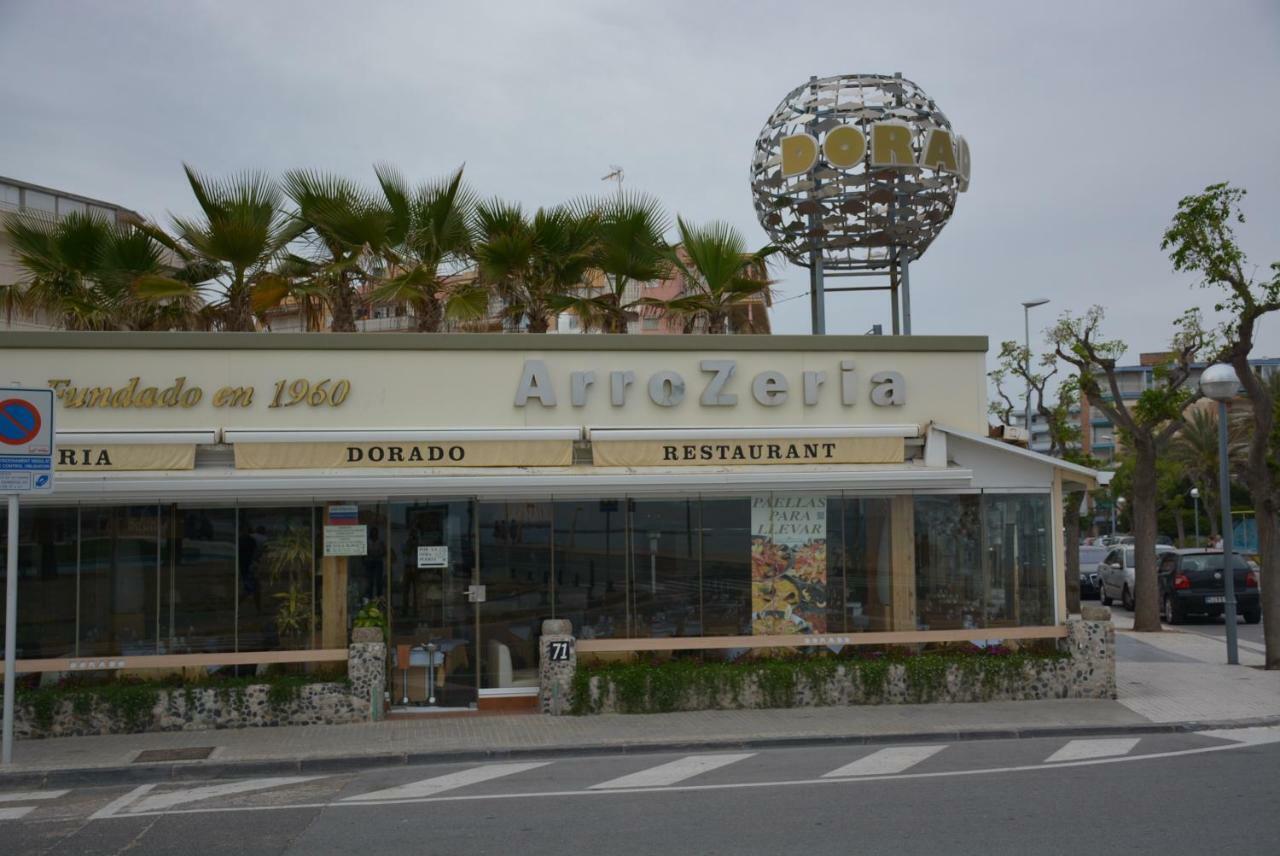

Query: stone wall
[[8, 637, 387, 739], [548, 616, 1116, 715]]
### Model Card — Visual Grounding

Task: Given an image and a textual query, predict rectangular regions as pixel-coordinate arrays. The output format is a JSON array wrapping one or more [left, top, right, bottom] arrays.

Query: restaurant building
[[0, 332, 1095, 709]]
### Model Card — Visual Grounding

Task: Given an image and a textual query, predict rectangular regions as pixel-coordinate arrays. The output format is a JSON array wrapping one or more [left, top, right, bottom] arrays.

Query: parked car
[[1157, 549, 1262, 625], [1097, 546, 1149, 610], [1079, 545, 1108, 600]]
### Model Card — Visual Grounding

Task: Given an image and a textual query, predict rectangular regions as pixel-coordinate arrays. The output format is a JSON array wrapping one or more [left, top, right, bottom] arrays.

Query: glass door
[[389, 501, 476, 706]]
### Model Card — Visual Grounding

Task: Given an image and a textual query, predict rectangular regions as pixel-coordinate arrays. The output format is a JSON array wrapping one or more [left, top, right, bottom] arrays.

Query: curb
[[4, 714, 1278, 790]]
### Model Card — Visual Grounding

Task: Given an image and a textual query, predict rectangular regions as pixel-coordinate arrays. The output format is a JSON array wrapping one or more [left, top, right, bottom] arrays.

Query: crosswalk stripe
[[589, 753, 756, 790], [0, 790, 68, 803], [0, 806, 37, 820], [89, 784, 156, 820], [1044, 738, 1140, 763], [822, 745, 947, 778], [343, 762, 552, 803], [129, 777, 320, 814]]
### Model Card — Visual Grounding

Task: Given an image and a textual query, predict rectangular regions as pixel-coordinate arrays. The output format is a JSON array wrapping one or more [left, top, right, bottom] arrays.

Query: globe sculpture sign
[[750, 74, 970, 334]]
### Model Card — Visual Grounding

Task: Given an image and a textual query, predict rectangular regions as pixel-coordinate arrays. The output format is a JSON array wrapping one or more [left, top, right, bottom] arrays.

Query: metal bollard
[[426, 642, 438, 705]]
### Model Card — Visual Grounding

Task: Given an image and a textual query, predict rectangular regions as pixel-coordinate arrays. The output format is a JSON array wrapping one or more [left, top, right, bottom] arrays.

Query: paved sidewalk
[[2, 617, 1275, 787]]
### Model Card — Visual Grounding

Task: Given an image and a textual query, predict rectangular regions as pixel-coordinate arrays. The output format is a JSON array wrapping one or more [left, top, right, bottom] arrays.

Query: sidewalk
[[2, 619, 1276, 787]]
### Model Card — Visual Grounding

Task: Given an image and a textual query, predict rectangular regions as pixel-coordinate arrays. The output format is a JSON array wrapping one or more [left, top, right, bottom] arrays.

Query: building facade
[[0, 332, 1090, 708]]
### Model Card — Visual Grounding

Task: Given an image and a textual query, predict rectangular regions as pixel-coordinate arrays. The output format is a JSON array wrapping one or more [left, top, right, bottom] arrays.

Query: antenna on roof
[[601, 165, 624, 196]]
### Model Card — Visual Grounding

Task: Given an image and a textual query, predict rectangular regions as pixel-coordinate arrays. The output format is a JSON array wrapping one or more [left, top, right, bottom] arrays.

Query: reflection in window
[[700, 499, 752, 636], [630, 499, 700, 637], [984, 495, 1052, 626], [163, 506, 236, 653], [0, 506, 77, 658], [237, 507, 315, 651], [79, 505, 160, 656], [914, 495, 983, 630], [840, 498, 893, 632], [478, 502, 551, 689], [554, 499, 628, 639]]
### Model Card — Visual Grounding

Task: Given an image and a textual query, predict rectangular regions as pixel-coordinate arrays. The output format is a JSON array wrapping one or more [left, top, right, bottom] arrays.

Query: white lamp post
[[1200, 363, 1240, 665], [1021, 299, 1051, 439], [1190, 487, 1200, 545]]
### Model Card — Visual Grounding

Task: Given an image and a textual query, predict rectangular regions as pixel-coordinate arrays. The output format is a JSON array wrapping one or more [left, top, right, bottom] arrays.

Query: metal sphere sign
[[750, 74, 970, 271]]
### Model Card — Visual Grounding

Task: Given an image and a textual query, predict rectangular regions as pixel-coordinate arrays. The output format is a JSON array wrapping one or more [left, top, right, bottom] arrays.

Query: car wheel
[[1100, 585, 1113, 607], [1243, 609, 1262, 625], [1163, 594, 1182, 625], [1122, 585, 1134, 611]]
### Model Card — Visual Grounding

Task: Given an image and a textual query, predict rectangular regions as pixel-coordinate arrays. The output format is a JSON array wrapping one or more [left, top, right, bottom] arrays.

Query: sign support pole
[[3, 493, 18, 765]]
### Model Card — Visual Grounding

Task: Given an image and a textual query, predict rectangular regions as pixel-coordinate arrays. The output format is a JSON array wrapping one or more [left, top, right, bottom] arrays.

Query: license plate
[[1205, 596, 1225, 604]]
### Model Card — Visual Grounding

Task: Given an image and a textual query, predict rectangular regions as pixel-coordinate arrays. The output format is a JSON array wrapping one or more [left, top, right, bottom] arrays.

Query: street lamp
[[1190, 487, 1200, 545], [1021, 298, 1051, 440], [1112, 496, 1126, 539], [1201, 363, 1241, 665]]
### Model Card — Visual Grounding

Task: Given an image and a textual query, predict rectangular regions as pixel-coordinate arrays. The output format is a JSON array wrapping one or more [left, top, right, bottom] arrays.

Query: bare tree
[[1051, 307, 1207, 631], [1163, 182, 1280, 668]]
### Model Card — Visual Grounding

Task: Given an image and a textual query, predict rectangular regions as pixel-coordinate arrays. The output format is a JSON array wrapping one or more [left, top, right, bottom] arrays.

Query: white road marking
[[822, 745, 947, 778], [89, 784, 156, 820], [343, 762, 551, 802], [1044, 738, 1140, 763], [83, 726, 1280, 821], [589, 753, 755, 790], [0, 789, 68, 803], [0, 806, 37, 820], [129, 777, 320, 814]]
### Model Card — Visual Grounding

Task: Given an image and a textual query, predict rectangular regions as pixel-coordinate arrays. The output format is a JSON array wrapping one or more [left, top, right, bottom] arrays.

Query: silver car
[[1098, 546, 1140, 610]]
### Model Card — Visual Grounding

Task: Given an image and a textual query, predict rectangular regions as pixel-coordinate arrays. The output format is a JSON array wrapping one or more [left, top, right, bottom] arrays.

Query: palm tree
[[370, 164, 487, 331], [1170, 406, 1247, 540], [552, 192, 671, 333], [4, 209, 201, 330], [166, 165, 298, 332], [473, 201, 599, 333], [649, 218, 776, 334], [280, 170, 394, 332]]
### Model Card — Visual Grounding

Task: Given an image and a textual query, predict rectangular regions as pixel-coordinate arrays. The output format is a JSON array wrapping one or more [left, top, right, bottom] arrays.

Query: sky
[[2, 0, 1278, 366]]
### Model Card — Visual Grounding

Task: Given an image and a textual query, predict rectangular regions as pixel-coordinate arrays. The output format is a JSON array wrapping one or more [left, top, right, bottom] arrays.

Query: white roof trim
[[223, 428, 582, 443], [933, 423, 1101, 483], [56, 430, 218, 445]]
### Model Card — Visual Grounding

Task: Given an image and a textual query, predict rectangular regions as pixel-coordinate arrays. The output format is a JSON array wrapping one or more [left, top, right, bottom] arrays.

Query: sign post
[[1, 386, 55, 766]]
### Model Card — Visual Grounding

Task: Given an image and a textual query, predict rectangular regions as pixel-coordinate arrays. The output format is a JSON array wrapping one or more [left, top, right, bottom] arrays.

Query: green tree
[[1052, 306, 1206, 631], [370, 164, 487, 331], [1162, 182, 1280, 668], [166, 165, 299, 332], [552, 191, 672, 333], [647, 218, 776, 334], [473, 201, 599, 333], [281, 170, 395, 332], [4, 208, 209, 330]]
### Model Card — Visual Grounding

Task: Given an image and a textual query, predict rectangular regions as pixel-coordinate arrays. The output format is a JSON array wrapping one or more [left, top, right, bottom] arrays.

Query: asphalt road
[[4, 727, 1278, 855]]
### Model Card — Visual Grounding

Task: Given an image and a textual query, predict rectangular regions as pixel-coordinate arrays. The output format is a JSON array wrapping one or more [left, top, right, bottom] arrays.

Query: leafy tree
[[551, 191, 672, 333], [371, 164, 487, 331], [5, 208, 210, 330], [163, 165, 299, 332], [280, 170, 395, 332], [1162, 182, 1280, 668], [1051, 306, 1207, 631], [473, 201, 599, 333], [647, 218, 776, 334]]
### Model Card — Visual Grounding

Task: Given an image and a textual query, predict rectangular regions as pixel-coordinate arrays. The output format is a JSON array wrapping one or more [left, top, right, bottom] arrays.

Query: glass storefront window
[[630, 498, 700, 638], [237, 507, 315, 651], [0, 506, 78, 659], [478, 501, 551, 689], [79, 505, 160, 656], [554, 499, 628, 640], [984, 494, 1053, 627], [840, 497, 893, 632], [700, 498, 751, 636], [315, 503, 387, 650], [914, 495, 983, 630], [163, 505, 236, 653]]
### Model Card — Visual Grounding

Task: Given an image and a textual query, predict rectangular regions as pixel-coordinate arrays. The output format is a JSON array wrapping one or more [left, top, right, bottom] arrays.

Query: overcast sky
[[2, 0, 1278, 364]]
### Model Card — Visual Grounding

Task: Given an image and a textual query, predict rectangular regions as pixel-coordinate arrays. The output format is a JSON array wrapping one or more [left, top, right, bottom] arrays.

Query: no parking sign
[[0, 387, 54, 493]]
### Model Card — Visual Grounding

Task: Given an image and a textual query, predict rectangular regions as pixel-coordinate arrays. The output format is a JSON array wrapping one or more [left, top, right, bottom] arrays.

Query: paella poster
[[751, 496, 828, 635]]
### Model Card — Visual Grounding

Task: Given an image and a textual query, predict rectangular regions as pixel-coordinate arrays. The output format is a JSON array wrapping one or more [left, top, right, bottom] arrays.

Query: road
[[4, 727, 1278, 855]]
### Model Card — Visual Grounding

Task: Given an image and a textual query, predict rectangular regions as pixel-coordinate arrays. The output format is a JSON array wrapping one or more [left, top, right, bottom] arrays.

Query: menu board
[[750, 496, 828, 635]]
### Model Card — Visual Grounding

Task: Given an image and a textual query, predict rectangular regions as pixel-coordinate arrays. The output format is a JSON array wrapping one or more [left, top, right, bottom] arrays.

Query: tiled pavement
[[1, 616, 1275, 780]]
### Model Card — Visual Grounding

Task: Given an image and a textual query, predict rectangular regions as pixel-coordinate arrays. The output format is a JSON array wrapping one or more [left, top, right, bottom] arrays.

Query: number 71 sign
[[546, 640, 574, 662]]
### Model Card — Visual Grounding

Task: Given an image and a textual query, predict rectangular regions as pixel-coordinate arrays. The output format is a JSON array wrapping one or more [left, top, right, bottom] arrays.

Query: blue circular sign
[[0, 398, 41, 445]]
